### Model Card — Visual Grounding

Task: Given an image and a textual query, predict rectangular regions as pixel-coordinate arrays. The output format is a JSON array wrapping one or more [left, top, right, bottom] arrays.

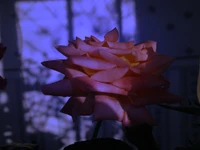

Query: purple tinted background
[[0, 0, 199, 150]]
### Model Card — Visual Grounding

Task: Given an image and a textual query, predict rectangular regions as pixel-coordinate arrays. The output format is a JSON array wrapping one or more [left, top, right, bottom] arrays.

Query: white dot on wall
[[26, 125, 35, 133], [0, 92, 8, 105], [3, 131, 12, 137], [3, 107, 9, 113], [6, 138, 13, 144]]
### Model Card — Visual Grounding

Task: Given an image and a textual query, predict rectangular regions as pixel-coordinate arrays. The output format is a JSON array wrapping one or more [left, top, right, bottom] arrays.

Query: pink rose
[[41, 28, 182, 126]]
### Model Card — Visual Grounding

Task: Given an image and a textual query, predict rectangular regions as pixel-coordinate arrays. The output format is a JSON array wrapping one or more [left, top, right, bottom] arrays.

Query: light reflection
[[3, 107, 9, 113], [0, 92, 8, 105], [3, 131, 12, 137]]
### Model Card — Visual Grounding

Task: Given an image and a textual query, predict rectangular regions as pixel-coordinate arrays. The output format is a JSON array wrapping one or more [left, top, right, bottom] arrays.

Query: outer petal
[[60, 96, 86, 120], [72, 76, 128, 95], [41, 79, 85, 96], [144, 40, 157, 52], [138, 54, 175, 74], [134, 41, 157, 52], [130, 88, 183, 106], [41, 60, 66, 74], [67, 56, 116, 70], [94, 95, 125, 121], [55, 45, 85, 56], [94, 95, 156, 126], [104, 28, 119, 42], [112, 75, 169, 93], [60, 94, 94, 120], [81, 93, 95, 115], [91, 67, 128, 83], [123, 106, 157, 126]]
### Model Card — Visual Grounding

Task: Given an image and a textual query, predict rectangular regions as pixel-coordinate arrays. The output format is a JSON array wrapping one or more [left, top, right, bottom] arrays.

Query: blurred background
[[0, 0, 199, 150]]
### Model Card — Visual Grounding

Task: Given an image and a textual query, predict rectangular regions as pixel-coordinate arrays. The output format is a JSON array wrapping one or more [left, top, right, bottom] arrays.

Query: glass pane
[[121, 0, 137, 41], [73, 0, 118, 40], [15, 1, 76, 148]]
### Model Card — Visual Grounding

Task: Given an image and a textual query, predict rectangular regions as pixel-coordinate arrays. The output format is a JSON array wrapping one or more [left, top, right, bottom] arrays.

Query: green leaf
[[159, 104, 200, 116]]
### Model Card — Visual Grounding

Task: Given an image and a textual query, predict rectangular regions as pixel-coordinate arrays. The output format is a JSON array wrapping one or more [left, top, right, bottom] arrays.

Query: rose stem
[[91, 121, 102, 139]]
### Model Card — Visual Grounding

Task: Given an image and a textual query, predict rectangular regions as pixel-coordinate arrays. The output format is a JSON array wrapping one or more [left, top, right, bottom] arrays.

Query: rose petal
[[88, 41, 105, 47], [130, 89, 183, 106], [67, 56, 116, 70], [138, 54, 175, 74], [107, 41, 134, 49], [60, 94, 94, 120], [94, 95, 125, 121], [41, 59, 66, 74], [94, 95, 156, 126], [60, 96, 86, 120], [129, 67, 141, 74], [91, 35, 101, 42], [104, 28, 119, 42], [89, 49, 101, 57], [65, 68, 87, 79], [81, 93, 95, 115], [144, 40, 157, 52], [112, 75, 169, 93], [123, 107, 157, 126], [98, 47, 133, 55], [82, 67, 97, 76], [133, 43, 144, 51], [41, 79, 84, 96], [98, 50, 129, 67], [132, 49, 148, 61], [91, 67, 129, 83], [76, 37, 97, 52], [72, 76, 128, 95], [134, 41, 157, 52], [55, 45, 85, 56]]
